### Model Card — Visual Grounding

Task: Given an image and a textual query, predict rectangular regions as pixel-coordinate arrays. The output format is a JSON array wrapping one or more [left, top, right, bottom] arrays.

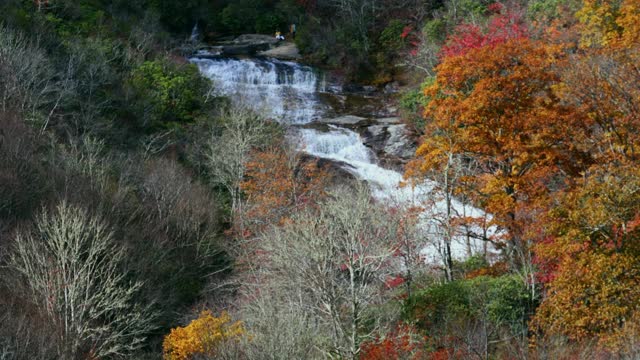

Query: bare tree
[[220, 286, 326, 360], [205, 104, 269, 221], [387, 206, 424, 298], [398, 33, 441, 76], [8, 202, 156, 359], [0, 26, 53, 114], [262, 185, 398, 359], [412, 135, 492, 281], [0, 25, 73, 129]]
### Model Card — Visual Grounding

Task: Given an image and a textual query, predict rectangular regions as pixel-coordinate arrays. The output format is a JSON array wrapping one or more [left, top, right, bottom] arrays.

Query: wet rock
[[317, 92, 387, 118], [325, 85, 343, 94], [383, 81, 400, 94], [221, 43, 271, 56], [342, 84, 364, 93], [231, 34, 279, 46], [342, 84, 377, 95], [384, 106, 398, 116], [207, 34, 280, 56], [363, 124, 387, 154], [299, 153, 358, 187], [317, 115, 367, 126], [367, 124, 386, 137], [385, 125, 416, 159], [362, 85, 377, 93], [361, 123, 416, 166], [376, 117, 401, 124], [259, 42, 300, 60]]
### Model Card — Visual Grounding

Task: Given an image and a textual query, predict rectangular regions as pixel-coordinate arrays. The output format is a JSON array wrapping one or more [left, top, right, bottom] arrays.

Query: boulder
[[299, 153, 358, 187], [362, 123, 416, 163], [258, 42, 300, 60], [221, 43, 271, 56], [316, 115, 367, 126], [363, 124, 387, 154], [206, 34, 280, 56], [193, 47, 223, 58], [384, 125, 416, 159], [342, 84, 377, 94], [383, 81, 400, 94], [232, 34, 279, 46], [376, 117, 401, 124]]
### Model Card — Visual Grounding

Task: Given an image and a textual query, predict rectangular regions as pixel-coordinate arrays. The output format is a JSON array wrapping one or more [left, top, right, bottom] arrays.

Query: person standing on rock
[[289, 24, 296, 39], [275, 30, 285, 41]]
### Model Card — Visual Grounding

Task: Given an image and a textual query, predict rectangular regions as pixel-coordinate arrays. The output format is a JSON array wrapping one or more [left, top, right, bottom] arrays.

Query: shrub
[[255, 13, 285, 34], [379, 20, 407, 52], [404, 275, 533, 355], [423, 19, 447, 43], [163, 311, 244, 360], [127, 59, 212, 131], [399, 77, 433, 134]]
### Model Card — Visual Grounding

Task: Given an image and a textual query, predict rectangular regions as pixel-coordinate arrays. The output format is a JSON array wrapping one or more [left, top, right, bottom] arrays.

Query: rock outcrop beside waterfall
[[378, 124, 416, 159], [196, 34, 300, 59], [196, 34, 277, 57], [258, 42, 300, 60], [359, 121, 417, 166]]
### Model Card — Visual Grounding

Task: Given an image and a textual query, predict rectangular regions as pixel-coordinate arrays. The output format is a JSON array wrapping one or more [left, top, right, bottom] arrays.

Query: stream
[[190, 55, 495, 263]]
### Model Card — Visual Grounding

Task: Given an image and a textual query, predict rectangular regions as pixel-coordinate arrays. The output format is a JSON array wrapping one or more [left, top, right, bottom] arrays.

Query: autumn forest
[[1, 0, 640, 359]]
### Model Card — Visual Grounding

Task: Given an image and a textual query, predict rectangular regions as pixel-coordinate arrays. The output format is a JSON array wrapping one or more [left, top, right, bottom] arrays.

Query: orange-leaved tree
[[240, 144, 330, 230], [409, 37, 591, 288], [163, 310, 245, 360]]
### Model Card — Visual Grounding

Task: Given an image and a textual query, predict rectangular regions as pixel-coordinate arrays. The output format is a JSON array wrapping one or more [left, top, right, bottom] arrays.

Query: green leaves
[[128, 59, 212, 131], [405, 275, 531, 333]]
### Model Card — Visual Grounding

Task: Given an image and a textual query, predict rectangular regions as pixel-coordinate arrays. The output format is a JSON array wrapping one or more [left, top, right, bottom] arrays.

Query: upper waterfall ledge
[[258, 42, 300, 60]]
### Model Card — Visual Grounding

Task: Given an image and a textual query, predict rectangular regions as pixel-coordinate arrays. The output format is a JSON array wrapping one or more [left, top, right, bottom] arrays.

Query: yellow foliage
[[163, 311, 245, 360], [533, 163, 640, 351], [615, 0, 640, 48], [532, 251, 640, 350], [576, 0, 620, 48], [577, 0, 640, 49]]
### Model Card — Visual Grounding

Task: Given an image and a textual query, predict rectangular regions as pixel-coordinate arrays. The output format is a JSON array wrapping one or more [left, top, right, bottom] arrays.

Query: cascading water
[[190, 22, 200, 42], [190, 57, 323, 124], [192, 55, 495, 261], [299, 127, 419, 201], [299, 127, 494, 260]]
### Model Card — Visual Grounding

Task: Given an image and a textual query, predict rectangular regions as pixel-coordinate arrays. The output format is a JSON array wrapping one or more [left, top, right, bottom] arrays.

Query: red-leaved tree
[[441, 4, 529, 58]]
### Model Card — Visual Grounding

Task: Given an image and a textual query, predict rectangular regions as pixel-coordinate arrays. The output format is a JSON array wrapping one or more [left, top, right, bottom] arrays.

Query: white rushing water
[[193, 56, 495, 261], [299, 127, 494, 260], [191, 57, 323, 124]]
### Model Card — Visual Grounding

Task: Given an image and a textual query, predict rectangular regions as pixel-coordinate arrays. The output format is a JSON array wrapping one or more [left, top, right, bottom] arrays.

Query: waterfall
[[190, 57, 323, 124], [190, 22, 200, 42], [298, 127, 495, 260], [299, 127, 411, 199], [192, 56, 496, 261]]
